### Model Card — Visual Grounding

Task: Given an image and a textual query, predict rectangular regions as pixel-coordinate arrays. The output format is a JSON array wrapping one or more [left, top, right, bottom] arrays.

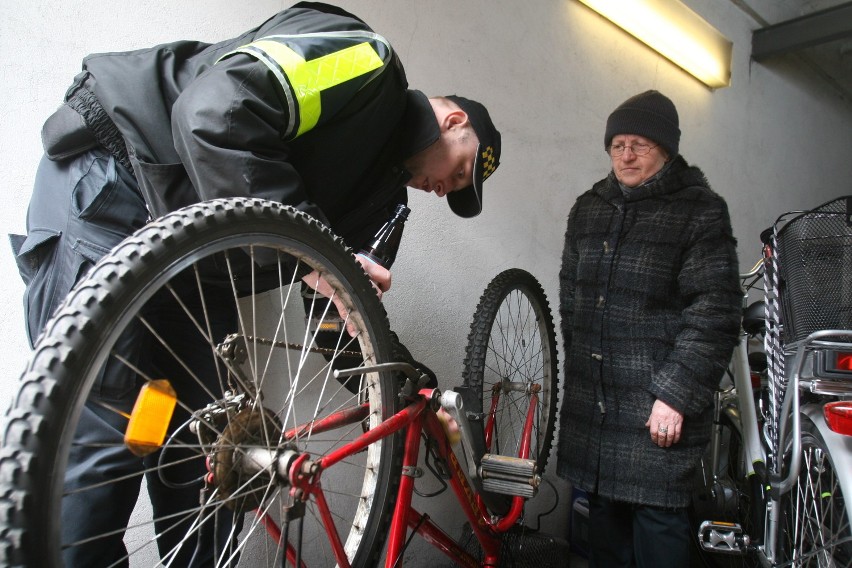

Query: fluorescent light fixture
[[578, 0, 733, 88]]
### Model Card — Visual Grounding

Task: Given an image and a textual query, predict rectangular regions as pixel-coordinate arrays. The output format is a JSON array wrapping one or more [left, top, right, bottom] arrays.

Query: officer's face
[[405, 124, 478, 198]]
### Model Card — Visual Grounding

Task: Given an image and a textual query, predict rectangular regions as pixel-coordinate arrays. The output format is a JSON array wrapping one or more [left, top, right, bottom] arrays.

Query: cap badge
[[481, 146, 497, 181]]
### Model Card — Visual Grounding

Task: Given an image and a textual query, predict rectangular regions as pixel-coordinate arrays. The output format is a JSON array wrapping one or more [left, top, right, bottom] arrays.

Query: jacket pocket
[[10, 229, 62, 346], [11, 230, 59, 284], [131, 157, 197, 218], [72, 153, 148, 233]]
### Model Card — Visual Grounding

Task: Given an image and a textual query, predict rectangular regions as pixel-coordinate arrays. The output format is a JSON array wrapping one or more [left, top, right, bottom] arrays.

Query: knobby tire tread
[[461, 268, 559, 474], [0, 198, 402, 567]]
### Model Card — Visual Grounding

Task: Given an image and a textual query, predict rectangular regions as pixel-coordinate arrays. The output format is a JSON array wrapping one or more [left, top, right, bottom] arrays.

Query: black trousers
[[588, 493, 690, 568]]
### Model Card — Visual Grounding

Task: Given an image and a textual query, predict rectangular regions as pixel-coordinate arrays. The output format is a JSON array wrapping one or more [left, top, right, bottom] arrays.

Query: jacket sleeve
[[171, 52, 331, 226], [559, 199, 582, 358], [648, 195, 742, 416]]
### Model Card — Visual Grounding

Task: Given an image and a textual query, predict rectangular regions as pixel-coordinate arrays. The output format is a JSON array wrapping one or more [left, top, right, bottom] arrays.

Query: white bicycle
[[692, 196, 852, 567]]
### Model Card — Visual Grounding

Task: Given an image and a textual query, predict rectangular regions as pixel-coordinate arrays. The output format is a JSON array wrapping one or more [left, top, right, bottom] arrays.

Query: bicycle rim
[[783, 417, 852, 566], [462, 268, 558, 473], [0, 198, 400, 567]]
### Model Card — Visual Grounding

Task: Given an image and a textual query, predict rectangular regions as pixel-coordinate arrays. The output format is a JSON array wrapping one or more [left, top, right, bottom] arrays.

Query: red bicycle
[[0, 198, 559, 567]]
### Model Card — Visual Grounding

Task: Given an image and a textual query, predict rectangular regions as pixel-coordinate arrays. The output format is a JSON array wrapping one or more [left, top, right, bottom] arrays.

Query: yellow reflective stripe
[[248, 39, 383, 137]]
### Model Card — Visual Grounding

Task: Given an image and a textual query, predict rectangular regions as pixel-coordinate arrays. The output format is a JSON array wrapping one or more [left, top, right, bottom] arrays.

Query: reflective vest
[[219, 32, 394, 140]]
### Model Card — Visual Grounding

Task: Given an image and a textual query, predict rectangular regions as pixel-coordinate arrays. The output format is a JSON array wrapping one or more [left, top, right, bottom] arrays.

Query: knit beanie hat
[[604, 90, 681, 157]]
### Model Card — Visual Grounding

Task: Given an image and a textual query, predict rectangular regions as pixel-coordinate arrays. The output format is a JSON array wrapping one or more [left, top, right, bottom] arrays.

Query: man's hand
[[645, 399, 683, 447], [355, 253, 391, 298], [302, 270, 355, 335], [301, 255, 391, 337]]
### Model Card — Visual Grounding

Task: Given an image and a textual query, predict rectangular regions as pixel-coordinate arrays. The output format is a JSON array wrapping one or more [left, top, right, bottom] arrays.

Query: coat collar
[[595, 156, 707, 205]]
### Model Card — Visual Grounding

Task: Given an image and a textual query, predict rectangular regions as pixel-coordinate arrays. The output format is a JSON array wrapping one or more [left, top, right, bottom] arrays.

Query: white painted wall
[[1, 0, 851, 563]]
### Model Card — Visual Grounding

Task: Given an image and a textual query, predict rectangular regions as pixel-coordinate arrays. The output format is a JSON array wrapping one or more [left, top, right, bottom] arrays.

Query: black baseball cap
[[445, 95, 501, 218]]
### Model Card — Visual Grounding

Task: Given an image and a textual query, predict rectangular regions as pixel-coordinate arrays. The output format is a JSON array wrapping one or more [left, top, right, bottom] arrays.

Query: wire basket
[[775, 196, 852, 345]]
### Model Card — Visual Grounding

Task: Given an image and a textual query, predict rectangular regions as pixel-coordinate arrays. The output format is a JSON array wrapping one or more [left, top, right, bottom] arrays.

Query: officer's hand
[[355, 254, 391, 299], [301, 270, 357, 337]]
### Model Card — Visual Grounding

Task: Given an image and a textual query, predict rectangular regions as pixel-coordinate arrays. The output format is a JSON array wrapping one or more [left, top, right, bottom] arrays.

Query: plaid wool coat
[[556, 156, 741, 508]]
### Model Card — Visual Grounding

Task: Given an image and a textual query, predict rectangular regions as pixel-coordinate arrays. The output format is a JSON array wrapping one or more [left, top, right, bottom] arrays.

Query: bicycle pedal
[[698, 520, 750, 554], [478, 454, 540, 498]]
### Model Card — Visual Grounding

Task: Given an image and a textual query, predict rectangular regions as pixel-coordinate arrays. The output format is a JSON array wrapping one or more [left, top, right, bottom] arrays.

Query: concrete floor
[[433, 523, 588, 567]]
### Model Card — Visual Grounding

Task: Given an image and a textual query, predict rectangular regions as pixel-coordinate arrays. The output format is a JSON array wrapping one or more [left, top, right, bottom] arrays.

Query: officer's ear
[[442, 109, 468, 133]]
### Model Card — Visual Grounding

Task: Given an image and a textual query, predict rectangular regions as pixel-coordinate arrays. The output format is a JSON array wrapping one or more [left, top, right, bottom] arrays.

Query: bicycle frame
[[269, 384, 539, 567], [727, 263, 767, 483]]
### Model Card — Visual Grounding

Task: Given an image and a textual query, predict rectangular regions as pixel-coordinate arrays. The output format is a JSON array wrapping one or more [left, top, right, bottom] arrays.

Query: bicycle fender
[[801, 403, 852, 508]]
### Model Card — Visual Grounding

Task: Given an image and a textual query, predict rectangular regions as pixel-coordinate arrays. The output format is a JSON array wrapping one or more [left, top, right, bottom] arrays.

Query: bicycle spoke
[[1, 200, 401, 566]]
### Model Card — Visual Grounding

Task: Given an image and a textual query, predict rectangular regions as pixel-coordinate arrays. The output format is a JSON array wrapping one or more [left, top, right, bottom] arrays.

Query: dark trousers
[[13, 149, 237, 566], [588, 493, 690, 568]]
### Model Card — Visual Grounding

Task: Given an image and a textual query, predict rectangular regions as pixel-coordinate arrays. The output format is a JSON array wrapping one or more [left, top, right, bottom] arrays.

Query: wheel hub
[[208, 407, 286, 512]]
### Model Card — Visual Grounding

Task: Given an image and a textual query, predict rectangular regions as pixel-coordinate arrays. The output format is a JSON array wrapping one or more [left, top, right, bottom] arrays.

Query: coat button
[[597, 295, 605, 307], [591, 353, 602, 361], [603, 241, 610, 253]]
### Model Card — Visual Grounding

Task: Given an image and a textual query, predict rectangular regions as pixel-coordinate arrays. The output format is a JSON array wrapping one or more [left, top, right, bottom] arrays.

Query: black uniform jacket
[[62, 2, 432, 248]]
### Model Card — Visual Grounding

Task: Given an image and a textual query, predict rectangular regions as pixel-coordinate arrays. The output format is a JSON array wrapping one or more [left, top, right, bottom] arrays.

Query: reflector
[[835, 352, 852, 372], [824, 401, 852, 436], [124, 379, 177, 456]]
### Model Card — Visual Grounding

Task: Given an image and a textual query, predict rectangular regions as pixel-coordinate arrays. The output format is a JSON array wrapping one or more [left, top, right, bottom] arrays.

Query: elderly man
[[556, 90, 740, 567]]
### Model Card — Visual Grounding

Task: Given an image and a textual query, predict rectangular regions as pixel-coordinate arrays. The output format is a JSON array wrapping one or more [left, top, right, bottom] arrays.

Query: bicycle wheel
[[782, 416, 852, 566], [0, 198, 401, 567], [462, 268, 558, 473]]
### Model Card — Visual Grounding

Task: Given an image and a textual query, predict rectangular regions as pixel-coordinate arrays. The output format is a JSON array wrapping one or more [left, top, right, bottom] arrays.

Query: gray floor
[[434, 523, 588, 567]]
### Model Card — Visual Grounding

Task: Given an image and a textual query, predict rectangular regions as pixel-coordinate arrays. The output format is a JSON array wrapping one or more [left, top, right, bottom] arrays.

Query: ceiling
[[739, 0, 852, 100]]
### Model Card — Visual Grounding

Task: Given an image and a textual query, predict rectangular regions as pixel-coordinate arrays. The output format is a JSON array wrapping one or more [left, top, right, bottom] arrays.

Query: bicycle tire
[[462, 268, 559, 474], [782, 416, 852, 566], [0, 198, 401, 567]]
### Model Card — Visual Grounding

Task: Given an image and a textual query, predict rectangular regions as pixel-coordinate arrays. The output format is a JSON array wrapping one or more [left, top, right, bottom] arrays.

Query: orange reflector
[[124, 380, 177, 456], [824, 401, 852, 437], [308, 316, 343, 333], [317, 320, 343, 332]]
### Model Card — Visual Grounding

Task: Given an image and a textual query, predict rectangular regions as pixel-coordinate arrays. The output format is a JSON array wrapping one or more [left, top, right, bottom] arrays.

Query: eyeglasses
[[607, 143, 658, 157]]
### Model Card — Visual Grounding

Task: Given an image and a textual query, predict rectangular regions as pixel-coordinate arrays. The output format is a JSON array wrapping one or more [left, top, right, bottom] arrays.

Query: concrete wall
[[1, 0, 851, 563]]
